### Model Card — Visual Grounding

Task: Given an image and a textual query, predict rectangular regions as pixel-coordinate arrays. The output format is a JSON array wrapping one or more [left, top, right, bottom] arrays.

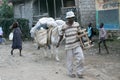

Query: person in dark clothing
[[10, 22, 22, 56], [98, 23, 109, 54]]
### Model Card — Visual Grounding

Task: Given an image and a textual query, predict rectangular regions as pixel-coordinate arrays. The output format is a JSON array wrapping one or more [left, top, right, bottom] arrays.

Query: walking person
[[87, 23, 93, 44], [0, 27, 3, 43], [98, 23, 109, 54], [10, 22, 22, 56], [57, 11, 84, 78]]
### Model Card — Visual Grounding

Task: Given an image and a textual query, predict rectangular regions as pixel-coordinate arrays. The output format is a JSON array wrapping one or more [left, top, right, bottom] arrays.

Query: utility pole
[[75, 0, 81, 26]]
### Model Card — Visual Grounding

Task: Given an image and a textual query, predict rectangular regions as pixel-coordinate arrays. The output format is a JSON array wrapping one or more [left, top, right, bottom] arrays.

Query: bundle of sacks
[[30, 17, 65, 46]]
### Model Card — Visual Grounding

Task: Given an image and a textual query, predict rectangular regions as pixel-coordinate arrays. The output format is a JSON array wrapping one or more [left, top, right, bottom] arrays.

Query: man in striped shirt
[[57, 11, 84, 78]]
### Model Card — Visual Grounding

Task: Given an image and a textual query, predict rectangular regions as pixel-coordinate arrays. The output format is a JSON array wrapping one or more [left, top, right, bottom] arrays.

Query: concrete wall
[[78, 0, 96, 27], [13, 0, 33, 28], [14, 3, 22, 18], [24, 1, 33, 28]]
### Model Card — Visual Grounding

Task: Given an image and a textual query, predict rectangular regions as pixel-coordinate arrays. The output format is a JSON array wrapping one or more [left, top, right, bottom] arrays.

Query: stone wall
[[78, 0, 96, 28], [107, 30, 120, 38]]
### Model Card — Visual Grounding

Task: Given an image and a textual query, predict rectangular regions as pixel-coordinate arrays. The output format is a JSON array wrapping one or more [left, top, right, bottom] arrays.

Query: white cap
[[66, 11, 75, 18]]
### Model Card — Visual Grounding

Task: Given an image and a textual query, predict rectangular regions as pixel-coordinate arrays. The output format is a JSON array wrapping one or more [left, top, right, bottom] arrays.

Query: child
[[98, 23, 109, 54], [87, 23, 93, 42]]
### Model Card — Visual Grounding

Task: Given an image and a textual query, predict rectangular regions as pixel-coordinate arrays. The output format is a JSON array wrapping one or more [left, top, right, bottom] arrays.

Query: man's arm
[[56, 35, 63, 48]]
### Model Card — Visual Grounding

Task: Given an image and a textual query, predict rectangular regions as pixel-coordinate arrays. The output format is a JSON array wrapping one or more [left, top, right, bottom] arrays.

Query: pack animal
[[30, 18, 65, 61]]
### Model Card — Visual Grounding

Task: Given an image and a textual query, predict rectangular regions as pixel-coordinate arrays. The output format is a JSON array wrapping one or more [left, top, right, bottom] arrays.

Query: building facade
[[9, 0, 96, 28], [96, 0, 120, 30]]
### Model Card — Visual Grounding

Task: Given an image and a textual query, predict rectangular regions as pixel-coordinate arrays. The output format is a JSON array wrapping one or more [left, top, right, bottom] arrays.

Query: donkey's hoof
[[44, 55, 48, 58], [55, 57, 60, 62]]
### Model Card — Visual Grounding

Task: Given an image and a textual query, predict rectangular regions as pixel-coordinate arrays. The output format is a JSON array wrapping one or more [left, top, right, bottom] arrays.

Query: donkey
[[30, 18, 65, 61]]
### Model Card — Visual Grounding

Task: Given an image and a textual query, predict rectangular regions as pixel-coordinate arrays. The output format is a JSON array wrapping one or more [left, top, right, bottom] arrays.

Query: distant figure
[[10, 22, 22, 56], [87, 23, 93, 43], [0, 27, 3, 43], [57, 11, 84, 78], [98, 23, 109, 54]]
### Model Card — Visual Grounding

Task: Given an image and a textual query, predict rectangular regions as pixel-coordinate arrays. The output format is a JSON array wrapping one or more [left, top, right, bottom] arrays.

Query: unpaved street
[[0, 41, 120, 80]]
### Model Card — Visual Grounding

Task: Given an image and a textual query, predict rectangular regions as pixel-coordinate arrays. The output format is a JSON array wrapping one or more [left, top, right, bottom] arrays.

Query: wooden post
[[61, 0, 64, 7], [38, 0, 40, 15], [46, 0, 49, 16], [54, 0, 56, 18]]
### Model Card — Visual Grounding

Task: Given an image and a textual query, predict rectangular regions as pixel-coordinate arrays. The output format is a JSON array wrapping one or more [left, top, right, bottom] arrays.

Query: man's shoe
[[77, 74, 83, 78], [68, 74, 76, 78], [11, 51, 13, 55]]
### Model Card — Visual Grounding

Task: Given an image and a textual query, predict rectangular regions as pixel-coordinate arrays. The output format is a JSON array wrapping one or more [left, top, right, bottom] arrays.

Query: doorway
[[47, 0, 62, 18], [47, 0, 54, 18]]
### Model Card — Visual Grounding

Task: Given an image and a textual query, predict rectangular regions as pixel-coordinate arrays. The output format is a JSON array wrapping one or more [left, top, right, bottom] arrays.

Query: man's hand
[[56, 35, 63, 48], [76, 34, 80, 38], [56, 43, 60, 48]]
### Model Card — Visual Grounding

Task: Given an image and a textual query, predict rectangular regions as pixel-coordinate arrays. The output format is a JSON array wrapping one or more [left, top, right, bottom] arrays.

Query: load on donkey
[[30, 17, 65, 61]]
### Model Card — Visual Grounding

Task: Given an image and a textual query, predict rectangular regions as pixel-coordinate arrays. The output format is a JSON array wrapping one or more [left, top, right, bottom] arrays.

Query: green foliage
[[0, 0, 13, 18], [0, 18, 30, 40], [92, 27, 99, 36], [0, 18, 14, 38], [17, 18, 31, 40]]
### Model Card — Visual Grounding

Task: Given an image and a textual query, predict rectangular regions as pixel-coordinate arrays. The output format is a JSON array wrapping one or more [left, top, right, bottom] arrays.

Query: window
[[63, 0, 75, 7]]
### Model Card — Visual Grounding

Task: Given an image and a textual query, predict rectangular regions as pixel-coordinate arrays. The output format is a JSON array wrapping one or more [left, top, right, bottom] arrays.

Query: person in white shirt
[[98, 23, 109, 54], [0, 27, 3, 43]]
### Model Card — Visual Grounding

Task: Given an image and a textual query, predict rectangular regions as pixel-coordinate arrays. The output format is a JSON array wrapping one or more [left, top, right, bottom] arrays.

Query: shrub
[[0, 0, 13, 18], [0, 18, 30, 40]]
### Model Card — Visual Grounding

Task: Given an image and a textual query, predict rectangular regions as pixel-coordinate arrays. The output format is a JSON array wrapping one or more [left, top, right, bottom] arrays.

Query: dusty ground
[[0, 40, 120, 80]]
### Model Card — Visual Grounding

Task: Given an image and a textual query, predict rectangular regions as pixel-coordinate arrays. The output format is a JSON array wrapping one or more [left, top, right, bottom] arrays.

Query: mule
[[30, 18, 65, 61]]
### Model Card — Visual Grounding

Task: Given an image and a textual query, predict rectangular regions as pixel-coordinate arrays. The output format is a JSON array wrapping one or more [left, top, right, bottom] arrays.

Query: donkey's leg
[[55, 48, 60, 61], [53, 46, 60, 61], [49, 45, 53, 58], [43, 46, 48, 57]]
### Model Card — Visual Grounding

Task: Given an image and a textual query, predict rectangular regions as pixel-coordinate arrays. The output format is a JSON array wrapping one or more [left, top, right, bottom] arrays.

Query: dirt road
[[0, 41, 120, 80]]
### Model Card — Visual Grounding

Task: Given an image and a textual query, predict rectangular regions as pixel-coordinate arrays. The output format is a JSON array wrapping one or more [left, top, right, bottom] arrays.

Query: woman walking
[[10, 22, 22, 56]]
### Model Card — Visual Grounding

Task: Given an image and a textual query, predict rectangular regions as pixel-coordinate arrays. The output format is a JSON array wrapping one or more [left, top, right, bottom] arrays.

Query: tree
[[0, 0, 13, 18]]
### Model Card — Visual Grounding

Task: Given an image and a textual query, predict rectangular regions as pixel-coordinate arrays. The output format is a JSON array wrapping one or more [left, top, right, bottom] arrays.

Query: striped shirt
[[61, 22, 80, 50]]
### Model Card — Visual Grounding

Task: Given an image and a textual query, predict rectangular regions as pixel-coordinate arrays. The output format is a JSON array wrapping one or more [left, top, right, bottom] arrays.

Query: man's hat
[[66, 11, 75, 19]]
